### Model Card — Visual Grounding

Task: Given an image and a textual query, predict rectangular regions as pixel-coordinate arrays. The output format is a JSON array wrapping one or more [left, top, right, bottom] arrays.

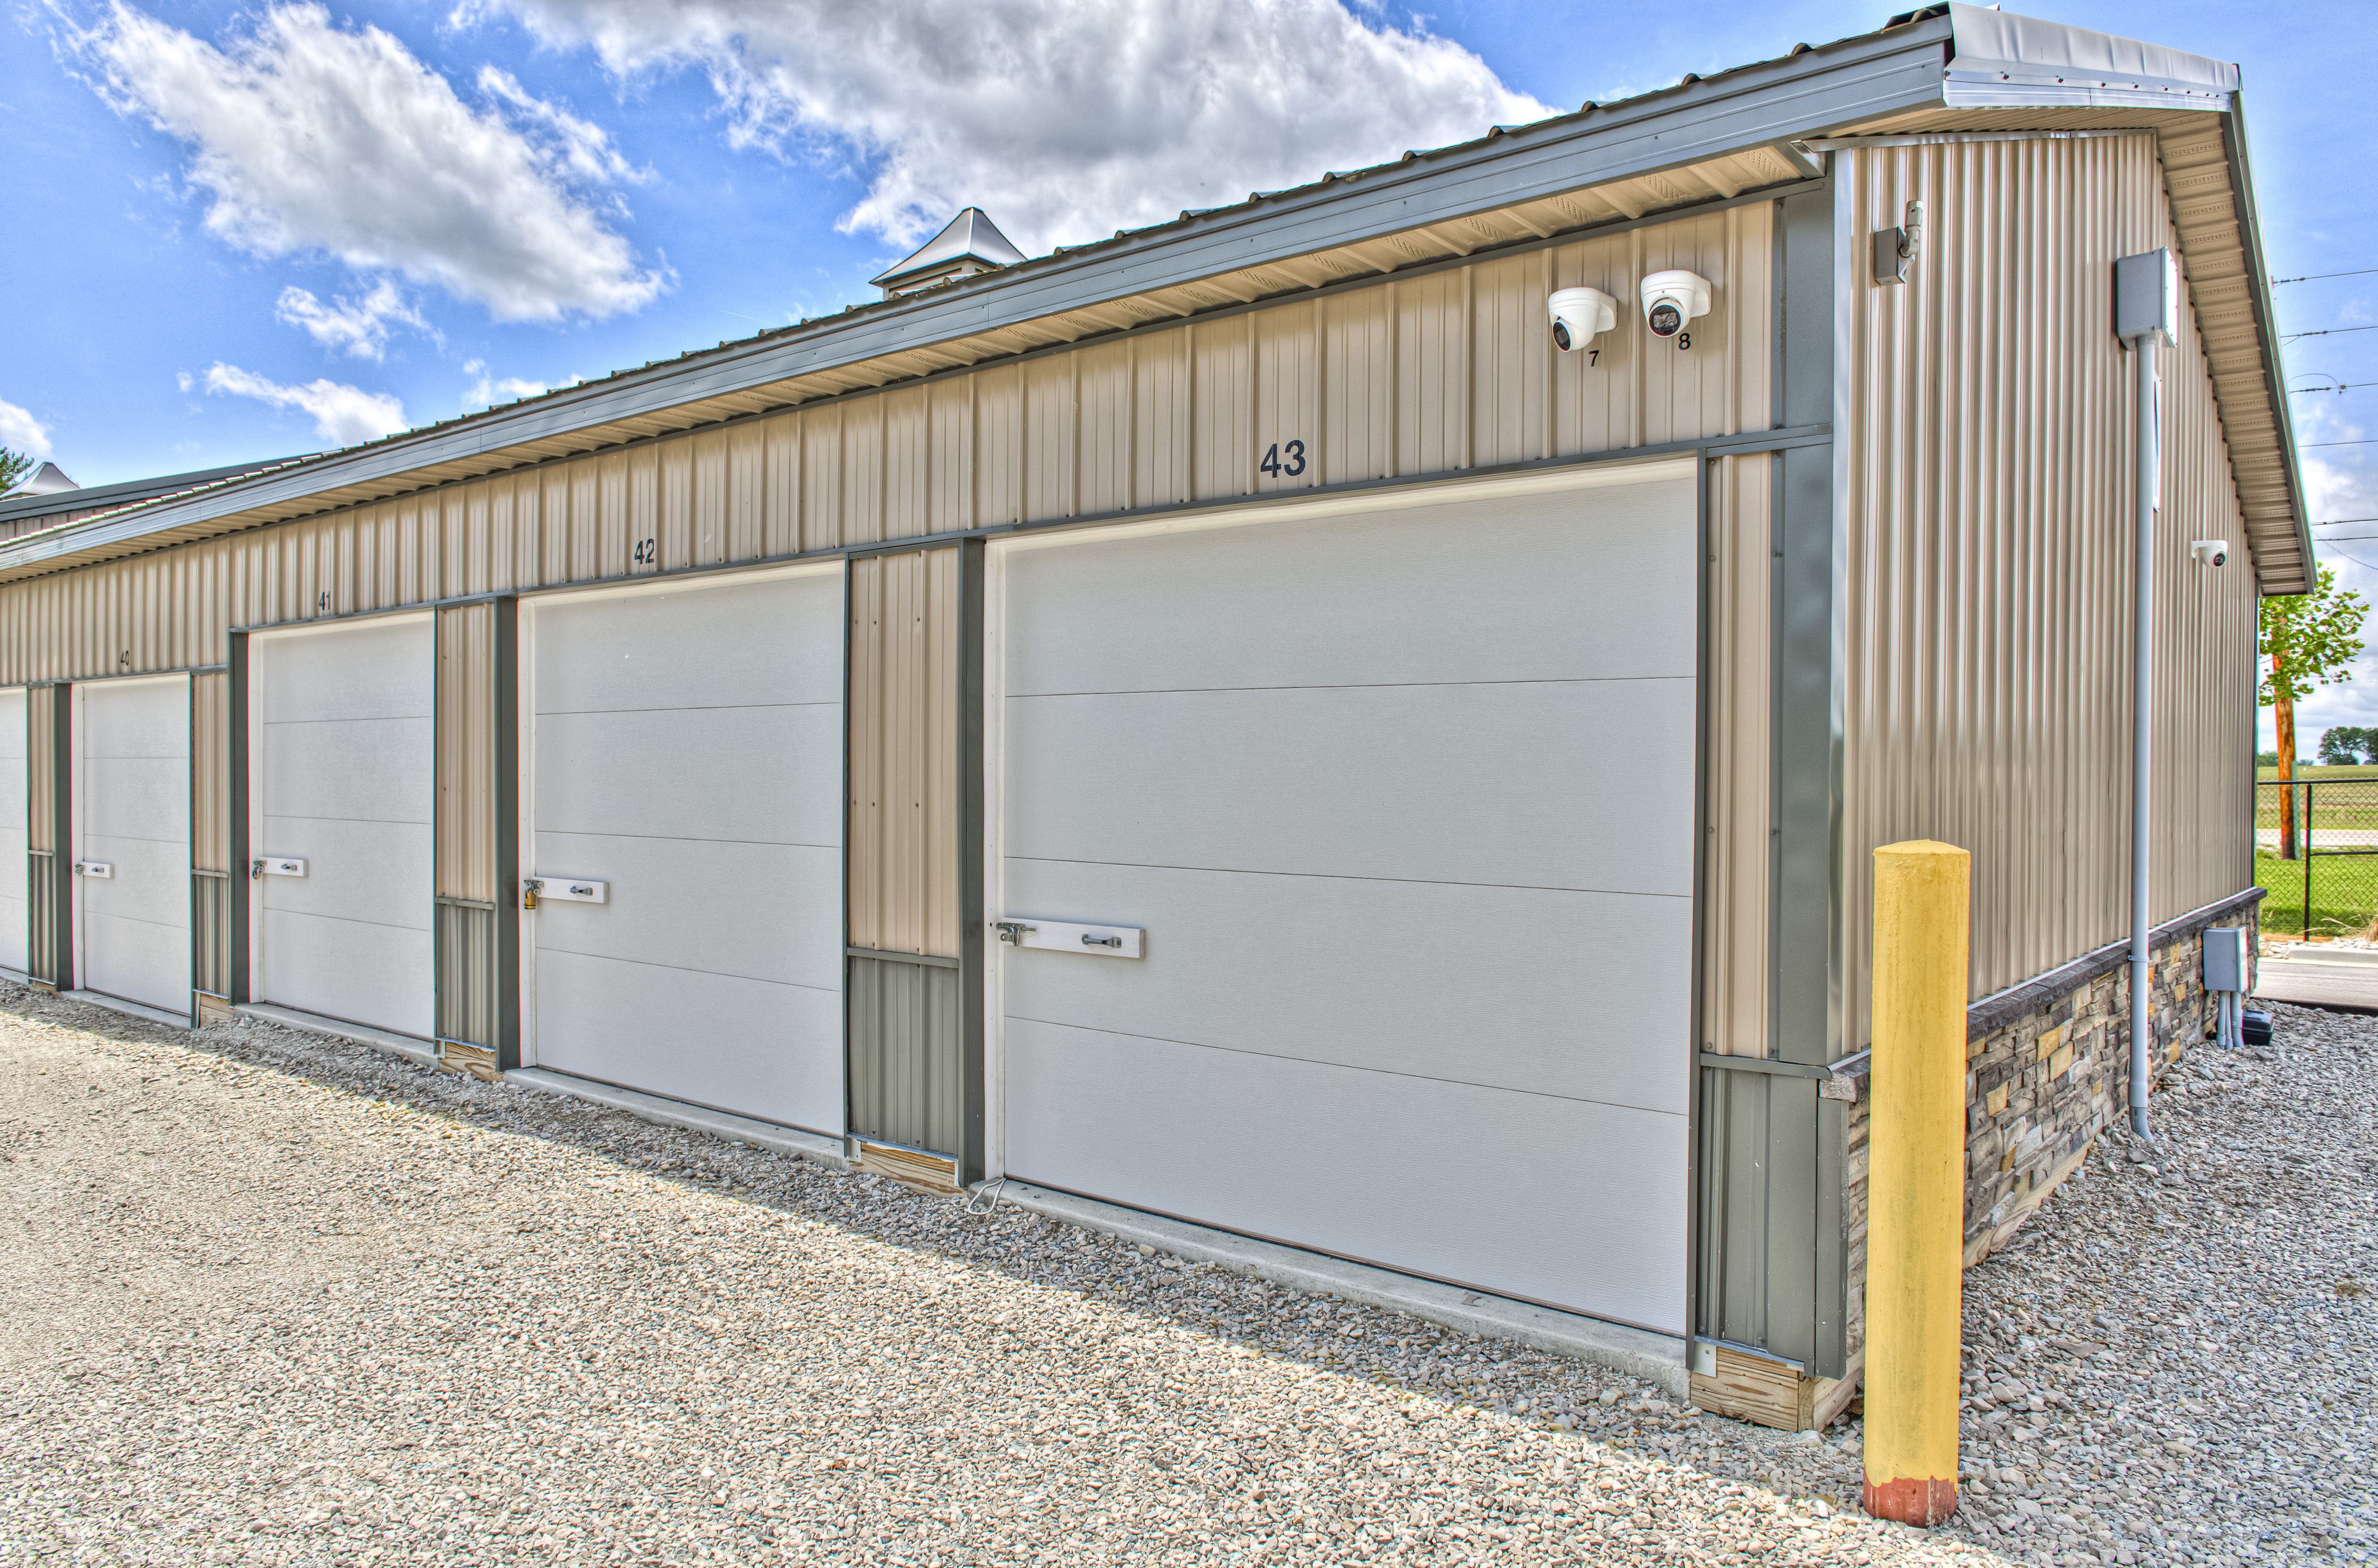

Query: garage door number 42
[[1258, 440, 1307, 479]]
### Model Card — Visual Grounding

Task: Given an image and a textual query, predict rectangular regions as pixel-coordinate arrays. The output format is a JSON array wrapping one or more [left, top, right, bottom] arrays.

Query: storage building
[[0, 4, 2298, 1424]]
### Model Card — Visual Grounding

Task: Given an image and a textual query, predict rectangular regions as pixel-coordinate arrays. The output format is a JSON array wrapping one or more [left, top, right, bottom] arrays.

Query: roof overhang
[[0, 4, 2308, 599]]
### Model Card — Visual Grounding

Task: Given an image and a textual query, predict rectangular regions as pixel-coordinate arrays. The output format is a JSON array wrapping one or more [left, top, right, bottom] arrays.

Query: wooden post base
[[1690, 1343, 1864, 1431]]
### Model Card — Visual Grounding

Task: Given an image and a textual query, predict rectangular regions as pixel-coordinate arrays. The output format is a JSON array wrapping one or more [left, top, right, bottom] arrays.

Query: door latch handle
[[993, 921, 1036, 945], [1082, 934, 1122, 948]]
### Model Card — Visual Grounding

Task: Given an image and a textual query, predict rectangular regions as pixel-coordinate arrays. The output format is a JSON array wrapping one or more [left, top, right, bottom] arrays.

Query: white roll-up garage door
[[75, 676, 191, 1014], [251, 617, 436, 1037], [522, 567, 843, 1133], [990, 466, 1697, 1334], [0, 689, 28, 977]]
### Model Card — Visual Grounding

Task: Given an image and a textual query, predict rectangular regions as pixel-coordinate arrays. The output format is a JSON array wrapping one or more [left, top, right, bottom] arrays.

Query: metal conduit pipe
[[2117, 249, 2177, 1141], [2129, 334, 2159, 1141]]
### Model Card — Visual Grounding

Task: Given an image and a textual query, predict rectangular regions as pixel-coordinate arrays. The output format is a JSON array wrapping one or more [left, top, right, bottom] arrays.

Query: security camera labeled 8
[[1547, 287, 1618, 354], [1639, 270, 1713, 348]]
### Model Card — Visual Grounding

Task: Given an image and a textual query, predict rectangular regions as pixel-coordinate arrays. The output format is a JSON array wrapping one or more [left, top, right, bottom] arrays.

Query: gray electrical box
[[2115, 249, 2178, 346], [2203, 926, 2249, 992]]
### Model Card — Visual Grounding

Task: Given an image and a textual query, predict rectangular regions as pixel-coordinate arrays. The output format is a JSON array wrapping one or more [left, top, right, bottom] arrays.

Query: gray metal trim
[[839, 560, 856, 1136], [957, 537, 988, 1188], [1685, 451, 1713, 1360], [48, 685, 72, 993], [493, 597, 521, 1069], [437, 894, 499, 912], [227, 633, 248, 1003], [0, 23, 1954, 580], [230, 601, 453, 637], [0, 455, 312, 530], [2222, 95, 2317, 596], [847, 946, 959, 969], [47, 661, 230, 687], [1698, 1052, 1829, 1080]]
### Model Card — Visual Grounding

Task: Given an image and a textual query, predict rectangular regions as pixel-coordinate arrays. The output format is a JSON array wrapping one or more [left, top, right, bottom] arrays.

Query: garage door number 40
[[1258, 440, 1307, 479]]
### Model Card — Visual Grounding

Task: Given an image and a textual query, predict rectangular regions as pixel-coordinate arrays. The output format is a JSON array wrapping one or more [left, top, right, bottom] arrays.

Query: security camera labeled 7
[[1547, 287, 1618, 353], [1639, 270, 1713, 345], [2191, 539, 2229, 567]]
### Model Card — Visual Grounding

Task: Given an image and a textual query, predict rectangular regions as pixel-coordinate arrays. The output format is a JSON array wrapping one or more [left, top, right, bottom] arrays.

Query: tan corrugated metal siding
[[1838, 133, 2258, 1051], [1843, 107, 2308, 594], [847, 549, 961, 958], [26, 686, 54, 854], [190, 671, 229, 872], [436, 604, 497, 904], [0, 208, 1771, 688], [1703, 454, 1772, 1057]]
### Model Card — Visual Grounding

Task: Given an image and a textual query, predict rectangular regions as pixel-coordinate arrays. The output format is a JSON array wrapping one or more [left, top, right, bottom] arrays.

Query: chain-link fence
[[2256, 776, 2378, 937]]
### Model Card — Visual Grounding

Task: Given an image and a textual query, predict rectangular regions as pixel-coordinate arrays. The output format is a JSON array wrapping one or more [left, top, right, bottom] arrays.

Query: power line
[[2289, 382, 2378, 394], [2275, 267, 2378, 285], [2283, 325, 2378, 341], [2316, 518, 2378, 526], [2303, 439, 2378, 447]]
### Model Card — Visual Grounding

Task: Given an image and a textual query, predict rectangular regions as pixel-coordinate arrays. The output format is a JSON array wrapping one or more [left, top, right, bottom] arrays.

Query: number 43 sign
[[1259, 440, 1307, 479]]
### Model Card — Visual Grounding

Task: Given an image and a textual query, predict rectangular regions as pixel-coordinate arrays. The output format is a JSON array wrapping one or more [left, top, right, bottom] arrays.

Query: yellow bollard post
[[1863, 839, 1970, 1527]]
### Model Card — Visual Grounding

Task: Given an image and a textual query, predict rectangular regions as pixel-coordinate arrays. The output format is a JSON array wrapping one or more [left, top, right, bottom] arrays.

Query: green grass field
[[2254, 769, 2378, 834], [2257, 764, 2378, 781], [2254, 851, 2378, 937]]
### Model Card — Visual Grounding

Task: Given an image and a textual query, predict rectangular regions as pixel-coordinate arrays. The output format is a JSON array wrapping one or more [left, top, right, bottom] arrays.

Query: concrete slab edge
[[0, 967, 30, 987], [65, 990, 193, 1030], [503, 1068, 850, 1172], [235, 1003, 439, 1068], [984, 1179, 1689, 1398]]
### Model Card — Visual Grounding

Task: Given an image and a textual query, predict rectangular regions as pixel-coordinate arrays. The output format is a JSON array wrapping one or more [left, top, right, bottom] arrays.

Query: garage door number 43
[[1258, 440, 1307, 479]]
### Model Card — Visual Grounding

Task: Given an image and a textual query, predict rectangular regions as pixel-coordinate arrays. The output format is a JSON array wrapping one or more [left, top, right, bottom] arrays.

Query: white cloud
[[462, 359, 548, 409], [275, 279, 428, 360], [471, 0, 1552, 254], [80, 2, 665, 321], [0, 399, 56, 458], [199, 362, 408, 444]]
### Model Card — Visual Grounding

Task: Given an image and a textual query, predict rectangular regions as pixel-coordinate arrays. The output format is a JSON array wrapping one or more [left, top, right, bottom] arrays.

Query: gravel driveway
[[2, 985, 1991, 1567], [1933, 1001, 2378, 1568], [6, 978, 2358, 1566]]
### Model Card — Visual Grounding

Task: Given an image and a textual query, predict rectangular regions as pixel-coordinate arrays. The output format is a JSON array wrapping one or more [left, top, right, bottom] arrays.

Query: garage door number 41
[[1258, 440, 1307, 480]]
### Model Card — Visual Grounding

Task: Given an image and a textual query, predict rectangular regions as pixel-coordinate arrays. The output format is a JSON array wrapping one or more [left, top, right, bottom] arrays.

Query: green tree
[[0, 447, 35, 497], [2318, 725, 2372, 766], [2262, 565, 2371, 857]]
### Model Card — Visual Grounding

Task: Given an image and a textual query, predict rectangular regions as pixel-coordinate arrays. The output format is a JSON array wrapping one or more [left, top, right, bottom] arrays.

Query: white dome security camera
[[1547, 287, 1618, 353], [1639, 270, 1713, 340], [2191, 539, 2229, 567]]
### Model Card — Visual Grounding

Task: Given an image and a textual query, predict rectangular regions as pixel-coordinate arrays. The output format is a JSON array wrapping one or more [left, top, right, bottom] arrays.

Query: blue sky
[[5, 0, 2377, 738]]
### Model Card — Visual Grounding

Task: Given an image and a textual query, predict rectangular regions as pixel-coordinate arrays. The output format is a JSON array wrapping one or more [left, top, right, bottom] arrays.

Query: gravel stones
[[1935, 1001, 2378, 1567], [0, 982, 2000, 1566]]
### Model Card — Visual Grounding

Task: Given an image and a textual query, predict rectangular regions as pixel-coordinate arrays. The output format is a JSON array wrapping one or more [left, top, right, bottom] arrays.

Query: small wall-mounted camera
[[2191, 539, 2229, 567], [1547, 287, 1618, 353], [1639, 270, 1712, 340]]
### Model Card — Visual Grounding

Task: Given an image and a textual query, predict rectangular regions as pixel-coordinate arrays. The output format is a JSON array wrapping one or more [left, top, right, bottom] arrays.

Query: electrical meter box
[[2115, 248, 2178, 346], [2203, 926, 2249, 992]]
